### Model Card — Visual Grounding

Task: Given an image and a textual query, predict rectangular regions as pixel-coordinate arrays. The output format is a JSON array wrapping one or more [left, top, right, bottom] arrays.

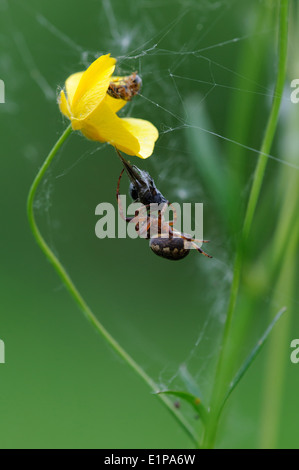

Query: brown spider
[[115, 149, 212, 261], [107, 72, 142, 101]]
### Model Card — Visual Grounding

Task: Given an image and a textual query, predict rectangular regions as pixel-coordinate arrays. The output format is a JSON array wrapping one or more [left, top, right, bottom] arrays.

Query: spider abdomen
[[149, 237, 190, 261]]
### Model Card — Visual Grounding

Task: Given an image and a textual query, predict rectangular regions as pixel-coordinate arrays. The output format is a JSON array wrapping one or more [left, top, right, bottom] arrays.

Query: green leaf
[[219, 306, 287, 417], [178, 364, 203, 398], [156, 390, 208, 424]]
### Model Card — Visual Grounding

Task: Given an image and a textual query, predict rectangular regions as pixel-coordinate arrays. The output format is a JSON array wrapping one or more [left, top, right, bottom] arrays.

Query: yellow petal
[[120, 118, 159, 158], [109, 75, 122, 82], [65, 71, 84, 108], [81, 102, 140, 155], [72, 54, 116, 119], [103, 94, 127, 114], [70, 117, 84, 131], [58, 89, 71, 119]]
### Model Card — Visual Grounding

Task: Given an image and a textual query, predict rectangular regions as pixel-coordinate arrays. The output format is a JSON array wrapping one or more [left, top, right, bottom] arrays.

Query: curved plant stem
[[202, 0, 289, 449], [259, 222, 298, 448], [27, 124, 198, 447]]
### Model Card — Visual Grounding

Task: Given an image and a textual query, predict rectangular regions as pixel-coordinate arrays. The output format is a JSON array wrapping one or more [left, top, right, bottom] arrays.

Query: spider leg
[[156, 202, 173, 235], [134, 215, 149, 237], [190, 242, 213, 258], [168, 226, 209, 244], [168, 202, 177, 226], [168, 227, 212, 258], [116, 169, 136, 223], [116, 168, 124, 201], [158, 202, 176, 220], [146, 217, 153, 237], [180, 235, 210, 244], [137, 202, 170, 237]]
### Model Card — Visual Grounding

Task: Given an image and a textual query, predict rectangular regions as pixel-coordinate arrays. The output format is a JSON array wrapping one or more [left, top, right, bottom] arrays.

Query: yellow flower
[[58, 54, 158, 159]]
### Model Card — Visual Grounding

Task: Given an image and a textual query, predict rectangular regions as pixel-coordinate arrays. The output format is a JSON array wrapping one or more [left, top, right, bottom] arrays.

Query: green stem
[[259, 219, 299, 448], [27, 124, 198, 447], [203, 0, 289, 448], [259, 8, 299, 443]]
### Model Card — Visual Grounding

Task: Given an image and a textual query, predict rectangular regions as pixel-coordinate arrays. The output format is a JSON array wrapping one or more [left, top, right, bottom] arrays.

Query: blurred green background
[[1, 0, 299, 449]]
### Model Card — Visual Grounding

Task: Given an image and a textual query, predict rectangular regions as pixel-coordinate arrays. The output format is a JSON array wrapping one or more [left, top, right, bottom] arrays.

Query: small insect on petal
[[58, 56, 157, 157], [107, 72, 142, 101]]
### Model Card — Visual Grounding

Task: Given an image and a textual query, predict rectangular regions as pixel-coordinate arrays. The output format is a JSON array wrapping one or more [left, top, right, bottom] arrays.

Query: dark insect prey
[[115, 149, 212, 261]]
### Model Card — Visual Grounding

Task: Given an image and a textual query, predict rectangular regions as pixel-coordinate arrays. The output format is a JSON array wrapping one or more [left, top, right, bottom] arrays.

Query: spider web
[[4, 0, 297, 435]]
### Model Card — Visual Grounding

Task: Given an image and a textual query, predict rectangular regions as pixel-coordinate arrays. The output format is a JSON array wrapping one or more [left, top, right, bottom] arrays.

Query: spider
[[115, 149, 212, 261], [107, 72, 142, 101]]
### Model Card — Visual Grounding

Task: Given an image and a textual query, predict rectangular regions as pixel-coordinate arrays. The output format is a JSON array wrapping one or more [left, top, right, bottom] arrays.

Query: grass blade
[[156, 390, 208, 424], [219, 306, 287, 418]]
